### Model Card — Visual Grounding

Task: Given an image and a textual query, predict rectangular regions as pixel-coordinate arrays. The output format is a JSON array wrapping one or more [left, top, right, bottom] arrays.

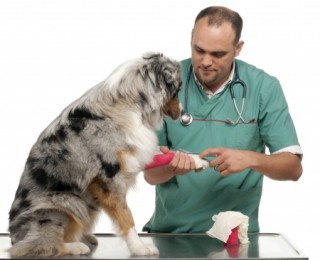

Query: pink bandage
[[225, 227, 238, 246], [144, 153, 174, 170]]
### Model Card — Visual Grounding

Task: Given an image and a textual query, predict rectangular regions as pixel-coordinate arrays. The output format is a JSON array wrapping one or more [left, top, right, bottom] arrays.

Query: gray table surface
[[0, 233, 308, 260]]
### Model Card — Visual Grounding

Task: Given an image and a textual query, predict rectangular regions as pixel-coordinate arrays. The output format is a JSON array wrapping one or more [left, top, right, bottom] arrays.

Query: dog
[[8, 52, 182, 257]]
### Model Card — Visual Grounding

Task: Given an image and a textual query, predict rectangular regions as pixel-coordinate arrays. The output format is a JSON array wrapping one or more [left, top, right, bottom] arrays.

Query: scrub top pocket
[[226, 123, 260, 150]]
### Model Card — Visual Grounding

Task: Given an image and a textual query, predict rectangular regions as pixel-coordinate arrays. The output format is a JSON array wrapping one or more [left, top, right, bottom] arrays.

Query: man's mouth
[[200, 68, 215, 76]]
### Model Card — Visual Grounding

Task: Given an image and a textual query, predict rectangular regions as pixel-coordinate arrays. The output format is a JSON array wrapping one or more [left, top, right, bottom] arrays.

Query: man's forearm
[[248, 151, 302, 181]]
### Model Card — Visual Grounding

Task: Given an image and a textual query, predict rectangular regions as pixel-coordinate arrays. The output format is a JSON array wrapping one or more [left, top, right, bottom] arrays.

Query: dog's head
[[140, 52, 182, 121], [100, 52, 182, 130]]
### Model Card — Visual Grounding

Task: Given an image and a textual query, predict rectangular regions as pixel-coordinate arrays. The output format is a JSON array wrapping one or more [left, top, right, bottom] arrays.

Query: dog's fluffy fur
[[8, 52, 182, 257]]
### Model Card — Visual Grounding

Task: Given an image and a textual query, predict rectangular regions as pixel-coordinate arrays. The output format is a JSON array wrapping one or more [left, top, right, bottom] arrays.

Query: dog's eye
[[172, 88, 181, 99]]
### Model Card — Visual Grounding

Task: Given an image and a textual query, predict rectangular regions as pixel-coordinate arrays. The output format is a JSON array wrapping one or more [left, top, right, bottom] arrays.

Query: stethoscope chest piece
[[180, 113, 193, 126]]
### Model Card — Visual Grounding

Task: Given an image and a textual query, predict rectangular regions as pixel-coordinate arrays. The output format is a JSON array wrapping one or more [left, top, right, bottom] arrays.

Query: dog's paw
[[63, 242, 90, 255], [131, 243, 159, 256]]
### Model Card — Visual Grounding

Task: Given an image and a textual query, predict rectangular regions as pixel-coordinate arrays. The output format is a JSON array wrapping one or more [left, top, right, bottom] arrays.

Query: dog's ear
[[142, 52, 163, 60], [141, 52, 163, 78], [139, 52, 163, 89], [159, 62, 182, 96], [162, 68, 176, 86], [140, 52, 181, 94], [138, 63, 157, 90]]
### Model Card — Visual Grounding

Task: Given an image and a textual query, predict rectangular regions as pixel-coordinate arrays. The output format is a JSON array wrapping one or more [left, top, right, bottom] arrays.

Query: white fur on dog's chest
[[124, 121, 159, 173]]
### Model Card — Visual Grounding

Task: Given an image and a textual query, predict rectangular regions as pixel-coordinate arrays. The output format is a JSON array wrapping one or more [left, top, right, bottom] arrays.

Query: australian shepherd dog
[[8, 52, 182, 257]]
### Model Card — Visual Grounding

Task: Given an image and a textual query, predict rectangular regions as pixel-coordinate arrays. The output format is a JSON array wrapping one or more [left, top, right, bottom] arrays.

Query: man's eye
[[195, 47, 205, 54], [212, 52, 226, 58]]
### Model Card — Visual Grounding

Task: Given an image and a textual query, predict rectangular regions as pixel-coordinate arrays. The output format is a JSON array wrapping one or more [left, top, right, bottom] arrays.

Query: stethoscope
[[180, 62, 254, 126]]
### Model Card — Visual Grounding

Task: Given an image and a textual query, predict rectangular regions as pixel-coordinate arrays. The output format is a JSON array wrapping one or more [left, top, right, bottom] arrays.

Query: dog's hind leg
[[81, 221, 99, 247], [9, 222, 86, 257], [82, 232, 98, 246], [9, 210, 90, 257]]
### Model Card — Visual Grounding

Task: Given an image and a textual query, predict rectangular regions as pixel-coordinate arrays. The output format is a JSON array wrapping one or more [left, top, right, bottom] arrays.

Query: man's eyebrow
[[194, 44, 205, 51], [210, 50, 227, 56], [194, 44, 227, 56]]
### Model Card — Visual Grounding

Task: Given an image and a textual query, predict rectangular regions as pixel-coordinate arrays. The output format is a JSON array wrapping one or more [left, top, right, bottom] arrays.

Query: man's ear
[[191, 29, 194, 46], [235, 40, 244, 57]]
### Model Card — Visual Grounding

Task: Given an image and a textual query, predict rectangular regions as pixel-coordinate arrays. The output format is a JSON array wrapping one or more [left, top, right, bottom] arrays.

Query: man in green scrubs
[[143, 6, 303, 233]]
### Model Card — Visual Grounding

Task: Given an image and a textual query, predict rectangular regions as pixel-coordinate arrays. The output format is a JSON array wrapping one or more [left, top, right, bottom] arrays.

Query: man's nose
[[202, 54, 213, 67]]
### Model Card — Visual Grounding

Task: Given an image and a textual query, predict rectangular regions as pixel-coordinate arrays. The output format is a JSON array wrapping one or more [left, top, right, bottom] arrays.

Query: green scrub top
[[143, 58, 300, 233]]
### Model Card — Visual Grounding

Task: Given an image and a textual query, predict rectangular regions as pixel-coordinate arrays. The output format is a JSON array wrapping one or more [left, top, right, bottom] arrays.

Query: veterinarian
[[143, 6, 303, 233]]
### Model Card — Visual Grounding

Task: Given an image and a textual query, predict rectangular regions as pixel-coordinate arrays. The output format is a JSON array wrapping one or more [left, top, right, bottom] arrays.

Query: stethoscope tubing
[[180, 61, 253, 126]]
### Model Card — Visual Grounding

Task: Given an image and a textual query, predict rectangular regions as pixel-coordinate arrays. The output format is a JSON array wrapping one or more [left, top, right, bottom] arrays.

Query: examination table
[[0, 233, 308, 259]]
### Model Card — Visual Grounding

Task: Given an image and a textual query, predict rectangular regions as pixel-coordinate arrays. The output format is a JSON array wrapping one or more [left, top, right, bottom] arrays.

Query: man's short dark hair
[[195, 6, 243, 44]]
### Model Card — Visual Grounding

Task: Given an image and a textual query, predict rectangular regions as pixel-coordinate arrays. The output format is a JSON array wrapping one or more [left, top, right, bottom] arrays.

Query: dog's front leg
[[105, 194, 159, 256], [123, 224, 159, 256], [89, 181, 158, 256]]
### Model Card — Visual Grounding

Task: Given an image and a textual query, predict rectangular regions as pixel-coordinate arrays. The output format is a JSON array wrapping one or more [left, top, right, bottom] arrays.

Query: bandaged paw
[[144, 152, 209, 172], [144, 153, 174, 170], [188, 154, 209, 172], [206, 211, 249, 244]]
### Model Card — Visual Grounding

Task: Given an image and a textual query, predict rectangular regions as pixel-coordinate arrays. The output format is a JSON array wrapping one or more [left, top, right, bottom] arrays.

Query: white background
[[0, 0, 319, 259]]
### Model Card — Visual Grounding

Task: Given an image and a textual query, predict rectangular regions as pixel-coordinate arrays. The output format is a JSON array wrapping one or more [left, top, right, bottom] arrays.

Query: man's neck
[[194, 62, 235, 98]]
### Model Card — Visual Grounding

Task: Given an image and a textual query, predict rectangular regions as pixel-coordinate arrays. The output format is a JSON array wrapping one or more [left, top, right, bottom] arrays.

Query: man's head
[[195, 6, 243, 45], [191, 6, 244, 91]]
